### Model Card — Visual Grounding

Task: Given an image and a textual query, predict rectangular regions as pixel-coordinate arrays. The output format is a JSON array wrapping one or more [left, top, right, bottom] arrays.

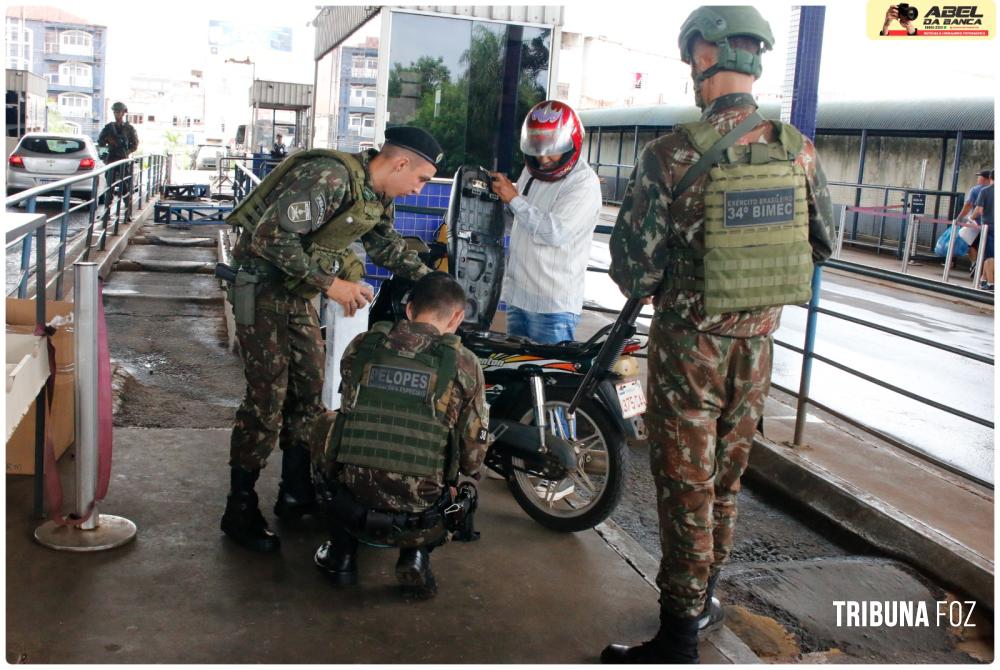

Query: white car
[[7, 132, 107, 200], [194, 145, 224, 170]]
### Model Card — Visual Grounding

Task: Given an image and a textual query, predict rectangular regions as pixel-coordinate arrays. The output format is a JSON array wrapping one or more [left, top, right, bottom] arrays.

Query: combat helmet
[[111, 101, 128, 113], [678, 6, 774, 80]]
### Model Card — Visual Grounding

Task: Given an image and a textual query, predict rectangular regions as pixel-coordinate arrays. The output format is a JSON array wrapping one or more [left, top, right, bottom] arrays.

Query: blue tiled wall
[[364, 180, 453, 286]]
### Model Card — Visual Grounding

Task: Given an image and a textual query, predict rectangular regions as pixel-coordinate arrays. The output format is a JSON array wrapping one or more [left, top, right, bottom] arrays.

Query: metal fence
[[5, 154, 168, 300]]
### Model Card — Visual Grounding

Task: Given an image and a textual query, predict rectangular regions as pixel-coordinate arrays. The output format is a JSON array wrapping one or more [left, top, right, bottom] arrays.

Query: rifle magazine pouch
[[233, 270, 260, 326]]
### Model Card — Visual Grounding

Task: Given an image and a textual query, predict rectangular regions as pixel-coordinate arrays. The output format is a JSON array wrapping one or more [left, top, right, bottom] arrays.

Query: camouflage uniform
[[313, 319, 489, 548], [229, 150, 431, 472], [97, 121, 139, 162], [609, 92, 835, 618]]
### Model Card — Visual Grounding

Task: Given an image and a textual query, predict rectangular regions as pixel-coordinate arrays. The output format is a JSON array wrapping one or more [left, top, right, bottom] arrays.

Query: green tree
[[46, 108, 74, 133], [163, 130, 190, 169]]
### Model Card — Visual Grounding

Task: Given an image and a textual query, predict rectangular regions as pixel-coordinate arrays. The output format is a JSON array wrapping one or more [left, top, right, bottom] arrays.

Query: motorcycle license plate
[[615, 379, 646, 419]]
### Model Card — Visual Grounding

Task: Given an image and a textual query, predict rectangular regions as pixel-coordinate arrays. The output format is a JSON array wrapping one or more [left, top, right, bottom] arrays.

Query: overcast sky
[[24, 0, 998, 102], [562, 0, 997, 100]]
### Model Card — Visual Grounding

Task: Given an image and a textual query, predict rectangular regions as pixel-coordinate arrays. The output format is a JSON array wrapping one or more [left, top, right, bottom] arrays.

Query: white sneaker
[[534, 479, 574, 501]]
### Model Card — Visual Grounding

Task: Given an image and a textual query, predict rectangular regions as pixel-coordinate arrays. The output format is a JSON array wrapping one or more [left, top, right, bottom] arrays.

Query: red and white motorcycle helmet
[[520, 100, 585, 181]]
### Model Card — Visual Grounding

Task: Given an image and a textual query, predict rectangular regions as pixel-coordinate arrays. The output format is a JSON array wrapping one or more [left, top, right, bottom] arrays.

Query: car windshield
[[20, 138, 87, 155]]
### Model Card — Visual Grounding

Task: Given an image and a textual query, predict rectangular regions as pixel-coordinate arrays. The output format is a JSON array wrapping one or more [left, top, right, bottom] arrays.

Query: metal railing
[[772, 265, 993, 489], [232, 161, 262, 204], [827, 180, 964, 258], [830, 201, 994, 298], [5, 153, 167, 300]]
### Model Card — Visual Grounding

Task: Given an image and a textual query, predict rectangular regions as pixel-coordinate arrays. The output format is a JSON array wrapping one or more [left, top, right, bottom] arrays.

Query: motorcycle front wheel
[[505, 387, 627, 532]]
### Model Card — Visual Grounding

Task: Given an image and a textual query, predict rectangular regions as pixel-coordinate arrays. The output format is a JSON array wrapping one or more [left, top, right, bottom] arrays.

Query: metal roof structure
[[579, 98, 994, 137], [313, 5, 564, 60]]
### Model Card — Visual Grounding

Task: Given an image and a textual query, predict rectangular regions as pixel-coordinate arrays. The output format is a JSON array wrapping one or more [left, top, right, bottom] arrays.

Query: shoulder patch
[[277, 190, 316, 233]]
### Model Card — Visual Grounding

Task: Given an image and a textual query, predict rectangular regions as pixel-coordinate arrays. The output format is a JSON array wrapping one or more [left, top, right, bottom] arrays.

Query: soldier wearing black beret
[[220, 126, 445, 554]]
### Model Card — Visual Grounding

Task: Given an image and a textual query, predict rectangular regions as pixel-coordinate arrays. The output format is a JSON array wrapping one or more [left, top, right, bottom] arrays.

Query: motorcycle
[[370, 166, 647, 533]]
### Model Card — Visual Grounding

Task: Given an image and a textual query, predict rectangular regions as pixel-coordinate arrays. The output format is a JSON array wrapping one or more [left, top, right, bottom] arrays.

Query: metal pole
[[32, 225, 47, 519], [942, 220, 959, 282], [973, 224, 988, 287], [34, 264, 137, 551], [900, 213, 916, 273], [835, 205, 847, 259], [793, 266, 823, 446], [75, 263, 100, 530]]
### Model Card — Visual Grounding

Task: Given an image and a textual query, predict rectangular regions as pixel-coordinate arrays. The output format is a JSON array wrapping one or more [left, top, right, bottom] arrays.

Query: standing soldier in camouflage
[[602, 7, 835, 663], [97, 101, 139, 221], [220, 126, 443, 553], [311, 272, 489, 598]]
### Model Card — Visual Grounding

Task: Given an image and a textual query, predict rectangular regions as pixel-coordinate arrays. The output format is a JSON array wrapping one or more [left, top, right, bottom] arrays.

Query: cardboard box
[[6, 299, 75, 475]]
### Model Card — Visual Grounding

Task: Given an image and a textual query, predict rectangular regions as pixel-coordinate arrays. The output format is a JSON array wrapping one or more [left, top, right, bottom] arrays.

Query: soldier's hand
[[326, 278, 374, 317]]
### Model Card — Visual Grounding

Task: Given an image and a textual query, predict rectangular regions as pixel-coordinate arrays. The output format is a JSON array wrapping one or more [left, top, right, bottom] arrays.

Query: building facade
[[313, 38, 378, 152], [5, 6, 107, 140]]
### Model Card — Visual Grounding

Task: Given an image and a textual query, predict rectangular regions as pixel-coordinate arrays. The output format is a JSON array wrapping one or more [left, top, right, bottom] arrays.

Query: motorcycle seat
[[460, 329, 601, 358]]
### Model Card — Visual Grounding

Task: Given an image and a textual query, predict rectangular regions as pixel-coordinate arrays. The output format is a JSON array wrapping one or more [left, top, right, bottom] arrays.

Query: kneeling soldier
[[312, 272, 488, 598]]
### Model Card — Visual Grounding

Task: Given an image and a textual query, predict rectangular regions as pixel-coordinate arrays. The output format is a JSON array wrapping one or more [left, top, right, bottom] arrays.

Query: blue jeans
[[505, 306, 580, 344]]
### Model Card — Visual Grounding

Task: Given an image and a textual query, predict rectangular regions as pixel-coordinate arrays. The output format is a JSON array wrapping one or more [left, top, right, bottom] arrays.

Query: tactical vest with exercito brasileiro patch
[[666, 112, 813, 315], [226, 149, 385, 297], [335, 322, 462, 484]]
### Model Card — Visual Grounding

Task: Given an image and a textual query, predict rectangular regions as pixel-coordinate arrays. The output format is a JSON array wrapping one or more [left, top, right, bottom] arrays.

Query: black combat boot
[[395, 546, 437, 599], [697, 573, 725, 635], [273, 446, 317, 521], [601, 609, 700, 664], [314, 522, 358, 585], [220, 467, 281, 552]]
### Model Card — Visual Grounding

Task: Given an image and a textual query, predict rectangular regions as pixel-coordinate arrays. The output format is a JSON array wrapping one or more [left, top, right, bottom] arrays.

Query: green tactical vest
[[226, 149, 385, 296], [337, 322, 462, 482], [668, 119, 813, 315]]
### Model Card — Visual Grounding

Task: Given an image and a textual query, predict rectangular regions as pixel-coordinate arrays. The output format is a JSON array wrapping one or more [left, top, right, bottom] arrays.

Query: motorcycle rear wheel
[[505, 388, 627, 532]]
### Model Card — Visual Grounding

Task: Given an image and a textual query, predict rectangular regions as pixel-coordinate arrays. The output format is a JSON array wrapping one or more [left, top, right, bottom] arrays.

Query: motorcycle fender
[[596, 380, 646, 440], [489, 419, 578, 471]]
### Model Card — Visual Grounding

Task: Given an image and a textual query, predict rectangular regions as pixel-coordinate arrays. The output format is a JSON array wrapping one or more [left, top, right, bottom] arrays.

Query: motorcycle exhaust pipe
[[581, 451, 608, 475]]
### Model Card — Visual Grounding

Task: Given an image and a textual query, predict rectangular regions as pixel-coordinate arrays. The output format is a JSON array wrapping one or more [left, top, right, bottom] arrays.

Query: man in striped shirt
[[490, 100, 602, 344]]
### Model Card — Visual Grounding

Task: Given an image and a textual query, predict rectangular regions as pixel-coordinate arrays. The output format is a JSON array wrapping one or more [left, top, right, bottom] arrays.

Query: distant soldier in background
[[602, 6, 835, 663], [97, 101, 139, 220], [98, 101, 139, 163]]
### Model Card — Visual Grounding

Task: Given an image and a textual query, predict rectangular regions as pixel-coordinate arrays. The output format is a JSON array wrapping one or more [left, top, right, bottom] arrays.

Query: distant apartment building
[[313, 37, 378, 151], [5, 6, 107, 139], [125, 70, 207, 153]]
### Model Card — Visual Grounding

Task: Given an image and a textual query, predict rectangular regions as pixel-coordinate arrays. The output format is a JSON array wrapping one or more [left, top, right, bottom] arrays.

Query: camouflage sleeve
[[360, 203, 432, 281], [249, 158, 352, 292], [800, 138, 836, 263], [97, 124, 111, 148], [128, 125, 139, 154], [455, 351, 488, 477], [608, 145, 675, 298], [337, 331, 366, 410]]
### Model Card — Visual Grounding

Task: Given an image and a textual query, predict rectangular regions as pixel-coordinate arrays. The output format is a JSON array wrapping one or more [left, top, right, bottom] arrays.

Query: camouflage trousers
[[229, 283, 326, 471], [646, 316, 773, 618], [312, 411, 448, 549]]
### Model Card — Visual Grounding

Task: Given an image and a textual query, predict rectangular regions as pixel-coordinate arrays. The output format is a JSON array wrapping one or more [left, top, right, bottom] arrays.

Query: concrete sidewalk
[[750, 395, 994, 609], [5, 427, 756, 664]]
